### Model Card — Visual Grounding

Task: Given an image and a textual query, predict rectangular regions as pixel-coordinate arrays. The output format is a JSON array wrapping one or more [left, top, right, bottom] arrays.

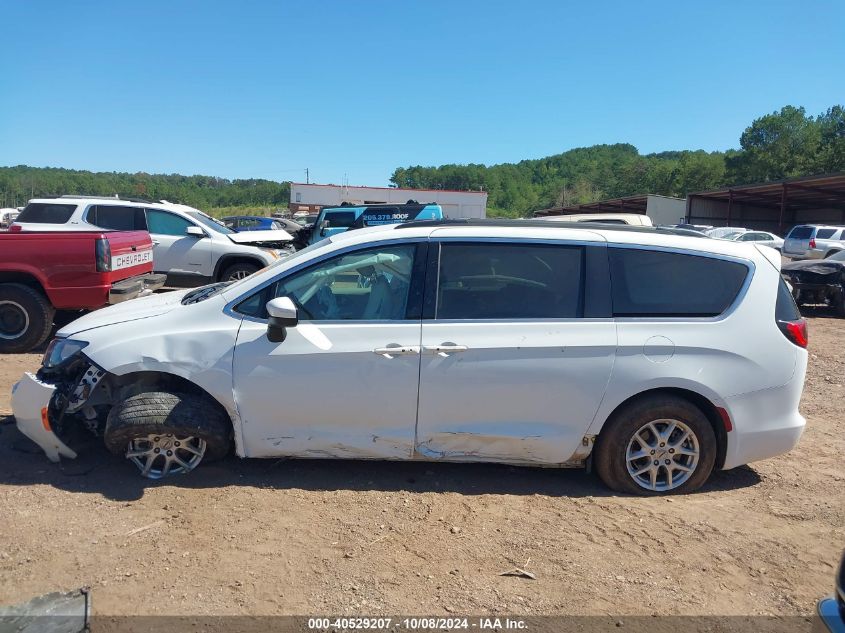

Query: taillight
[[95, 238, 112, 272], [809, 237, 816, 249], [9, 224, 21, 233], [778, 318, 808, 348]]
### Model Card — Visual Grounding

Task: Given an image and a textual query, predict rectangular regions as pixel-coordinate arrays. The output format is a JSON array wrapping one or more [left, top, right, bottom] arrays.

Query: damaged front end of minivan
[[11, 340, 112, 462]]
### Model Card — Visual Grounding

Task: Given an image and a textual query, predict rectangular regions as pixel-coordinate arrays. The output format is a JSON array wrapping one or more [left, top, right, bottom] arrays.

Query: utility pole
[[305, 168, 309, 184]]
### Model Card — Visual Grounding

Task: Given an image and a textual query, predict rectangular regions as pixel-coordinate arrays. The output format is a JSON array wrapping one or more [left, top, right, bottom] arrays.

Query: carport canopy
[[687, 172, 845, 233]]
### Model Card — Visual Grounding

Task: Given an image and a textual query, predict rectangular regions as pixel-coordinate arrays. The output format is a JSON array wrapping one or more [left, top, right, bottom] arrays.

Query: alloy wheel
[[126, 433, 206, 479], [625, 418, 700, 492]]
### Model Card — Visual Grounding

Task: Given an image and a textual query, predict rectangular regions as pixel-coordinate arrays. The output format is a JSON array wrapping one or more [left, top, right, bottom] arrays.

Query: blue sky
[[2, 0, 843, 186]]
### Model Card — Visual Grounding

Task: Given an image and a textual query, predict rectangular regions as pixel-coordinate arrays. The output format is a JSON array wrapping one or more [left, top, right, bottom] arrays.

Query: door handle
[[373, 345, 421, 358], [424, 343, 468, 356], [152, 240, 160, 246]]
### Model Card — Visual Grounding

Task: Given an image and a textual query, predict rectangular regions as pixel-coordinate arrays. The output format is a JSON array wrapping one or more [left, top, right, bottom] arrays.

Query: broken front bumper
[[10, 372, 77, 462]]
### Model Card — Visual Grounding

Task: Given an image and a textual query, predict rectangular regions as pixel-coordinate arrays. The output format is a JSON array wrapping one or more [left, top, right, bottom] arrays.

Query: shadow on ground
[[0, 416, 761, 502]]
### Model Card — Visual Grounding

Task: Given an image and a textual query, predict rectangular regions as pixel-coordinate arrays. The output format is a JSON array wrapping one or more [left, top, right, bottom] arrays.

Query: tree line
[[390, 105, 845, 217], [0, 168, 290, 211], [1, 105, 842, 217]]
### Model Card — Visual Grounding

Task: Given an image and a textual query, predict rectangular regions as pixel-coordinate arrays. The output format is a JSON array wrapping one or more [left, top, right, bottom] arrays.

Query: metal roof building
[[686, 172, 845, 234]]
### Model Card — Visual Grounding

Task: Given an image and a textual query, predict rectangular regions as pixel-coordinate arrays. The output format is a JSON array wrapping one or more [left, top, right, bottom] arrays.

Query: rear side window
[[776, 277, 801, 322], [608, 248, 748, 317], [788, 226, 812, 239], [816, 228, 837, 239], [436, 243, 584, 319], [16, 203, 76, 224], [87, 205, 147, 231]]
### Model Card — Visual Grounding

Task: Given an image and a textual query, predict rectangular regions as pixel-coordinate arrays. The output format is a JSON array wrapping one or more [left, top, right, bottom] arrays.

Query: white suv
[[11, 220, 808, 495], [13, 196, 294, 285]]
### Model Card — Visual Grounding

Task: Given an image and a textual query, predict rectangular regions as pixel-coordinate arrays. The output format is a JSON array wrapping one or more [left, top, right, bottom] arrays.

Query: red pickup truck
[[0, 230, 165, 353]]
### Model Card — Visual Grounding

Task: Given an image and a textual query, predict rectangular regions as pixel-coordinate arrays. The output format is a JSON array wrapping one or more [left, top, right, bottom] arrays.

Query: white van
[[537, 213, 653, 226], [12, 220, 807, 495]]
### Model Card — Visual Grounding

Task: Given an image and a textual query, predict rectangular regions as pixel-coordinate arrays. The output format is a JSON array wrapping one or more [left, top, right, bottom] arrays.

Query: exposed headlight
[[42, 338, 89, 368]]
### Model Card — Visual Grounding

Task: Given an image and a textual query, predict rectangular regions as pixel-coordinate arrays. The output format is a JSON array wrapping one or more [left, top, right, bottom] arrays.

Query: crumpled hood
[[228, 228, 293, 244], [58, 288, 193, 337], [782, 260, 845, 275]]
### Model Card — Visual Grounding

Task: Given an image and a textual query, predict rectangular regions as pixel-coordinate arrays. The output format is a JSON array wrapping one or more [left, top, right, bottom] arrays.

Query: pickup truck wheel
[[222, 262, 260, 281], [0, 283, 55, 353], [104, 391, 231, 479], [594, 395, 716, 496]]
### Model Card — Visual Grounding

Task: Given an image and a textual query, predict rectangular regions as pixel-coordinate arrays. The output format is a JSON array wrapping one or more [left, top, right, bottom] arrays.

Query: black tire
[[221, 262, 260, 282], [104, 391, 231, 463], [0, 283, 55, 353], [835, 292, 845, 317], [594, 394, 717, 496]]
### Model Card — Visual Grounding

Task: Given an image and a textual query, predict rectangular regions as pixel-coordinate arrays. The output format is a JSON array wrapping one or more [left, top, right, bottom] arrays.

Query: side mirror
[[319, 219, 330, 236], [186, 226, 206, 238], [266, 297, 298, 343]]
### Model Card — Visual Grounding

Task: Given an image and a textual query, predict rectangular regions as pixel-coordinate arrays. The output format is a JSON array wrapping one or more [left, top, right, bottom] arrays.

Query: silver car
[[731, 231, 784, 252], [783, 225, 845, 260]]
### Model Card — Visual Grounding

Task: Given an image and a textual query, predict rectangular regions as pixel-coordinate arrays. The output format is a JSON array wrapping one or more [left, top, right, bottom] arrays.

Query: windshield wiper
[[181, 282, 231, 305]]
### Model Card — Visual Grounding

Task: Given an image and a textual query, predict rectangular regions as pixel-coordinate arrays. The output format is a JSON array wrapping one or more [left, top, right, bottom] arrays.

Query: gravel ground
[[0, 311, 842, 617]]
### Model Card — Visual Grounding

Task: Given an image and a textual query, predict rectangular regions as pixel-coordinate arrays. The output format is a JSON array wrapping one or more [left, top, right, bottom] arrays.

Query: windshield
[[187, 211, 235, 234], [830, 250, 845, 262]]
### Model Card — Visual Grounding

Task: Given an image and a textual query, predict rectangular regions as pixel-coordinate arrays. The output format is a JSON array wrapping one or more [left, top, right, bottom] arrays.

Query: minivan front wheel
[[104, 391, 231, 478], [594, 395, 716, 495]]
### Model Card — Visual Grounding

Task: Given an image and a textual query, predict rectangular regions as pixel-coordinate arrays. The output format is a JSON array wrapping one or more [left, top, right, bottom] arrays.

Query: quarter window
[[16, 203, 76, 224], [816, 228, 836, 239], [146, 209, 193, 236], [608, 248, 747, 317], [436, 243, 584, 319], [236, 244, 417, 321]]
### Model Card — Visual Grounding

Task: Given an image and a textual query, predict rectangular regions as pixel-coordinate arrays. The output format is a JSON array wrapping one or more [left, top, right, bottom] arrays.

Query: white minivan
[[12, 220, 808, 495]]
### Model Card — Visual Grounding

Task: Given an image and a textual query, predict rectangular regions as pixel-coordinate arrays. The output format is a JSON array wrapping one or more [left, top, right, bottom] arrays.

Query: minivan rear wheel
[[594, 394, 716, 495], [104, 391, 231, 478]]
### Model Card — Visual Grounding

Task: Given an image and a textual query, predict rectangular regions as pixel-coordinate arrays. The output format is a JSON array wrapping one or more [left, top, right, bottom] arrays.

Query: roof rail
[[395, 218, 708, 238], [58, 194, 154, 203]]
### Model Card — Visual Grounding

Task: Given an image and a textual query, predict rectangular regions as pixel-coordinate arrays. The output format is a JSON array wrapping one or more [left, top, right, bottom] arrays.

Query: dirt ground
[[0, 313, 842, 618]]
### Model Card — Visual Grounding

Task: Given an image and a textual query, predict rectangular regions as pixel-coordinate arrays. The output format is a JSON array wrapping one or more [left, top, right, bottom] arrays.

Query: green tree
[[727, 106, 821, 183]]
